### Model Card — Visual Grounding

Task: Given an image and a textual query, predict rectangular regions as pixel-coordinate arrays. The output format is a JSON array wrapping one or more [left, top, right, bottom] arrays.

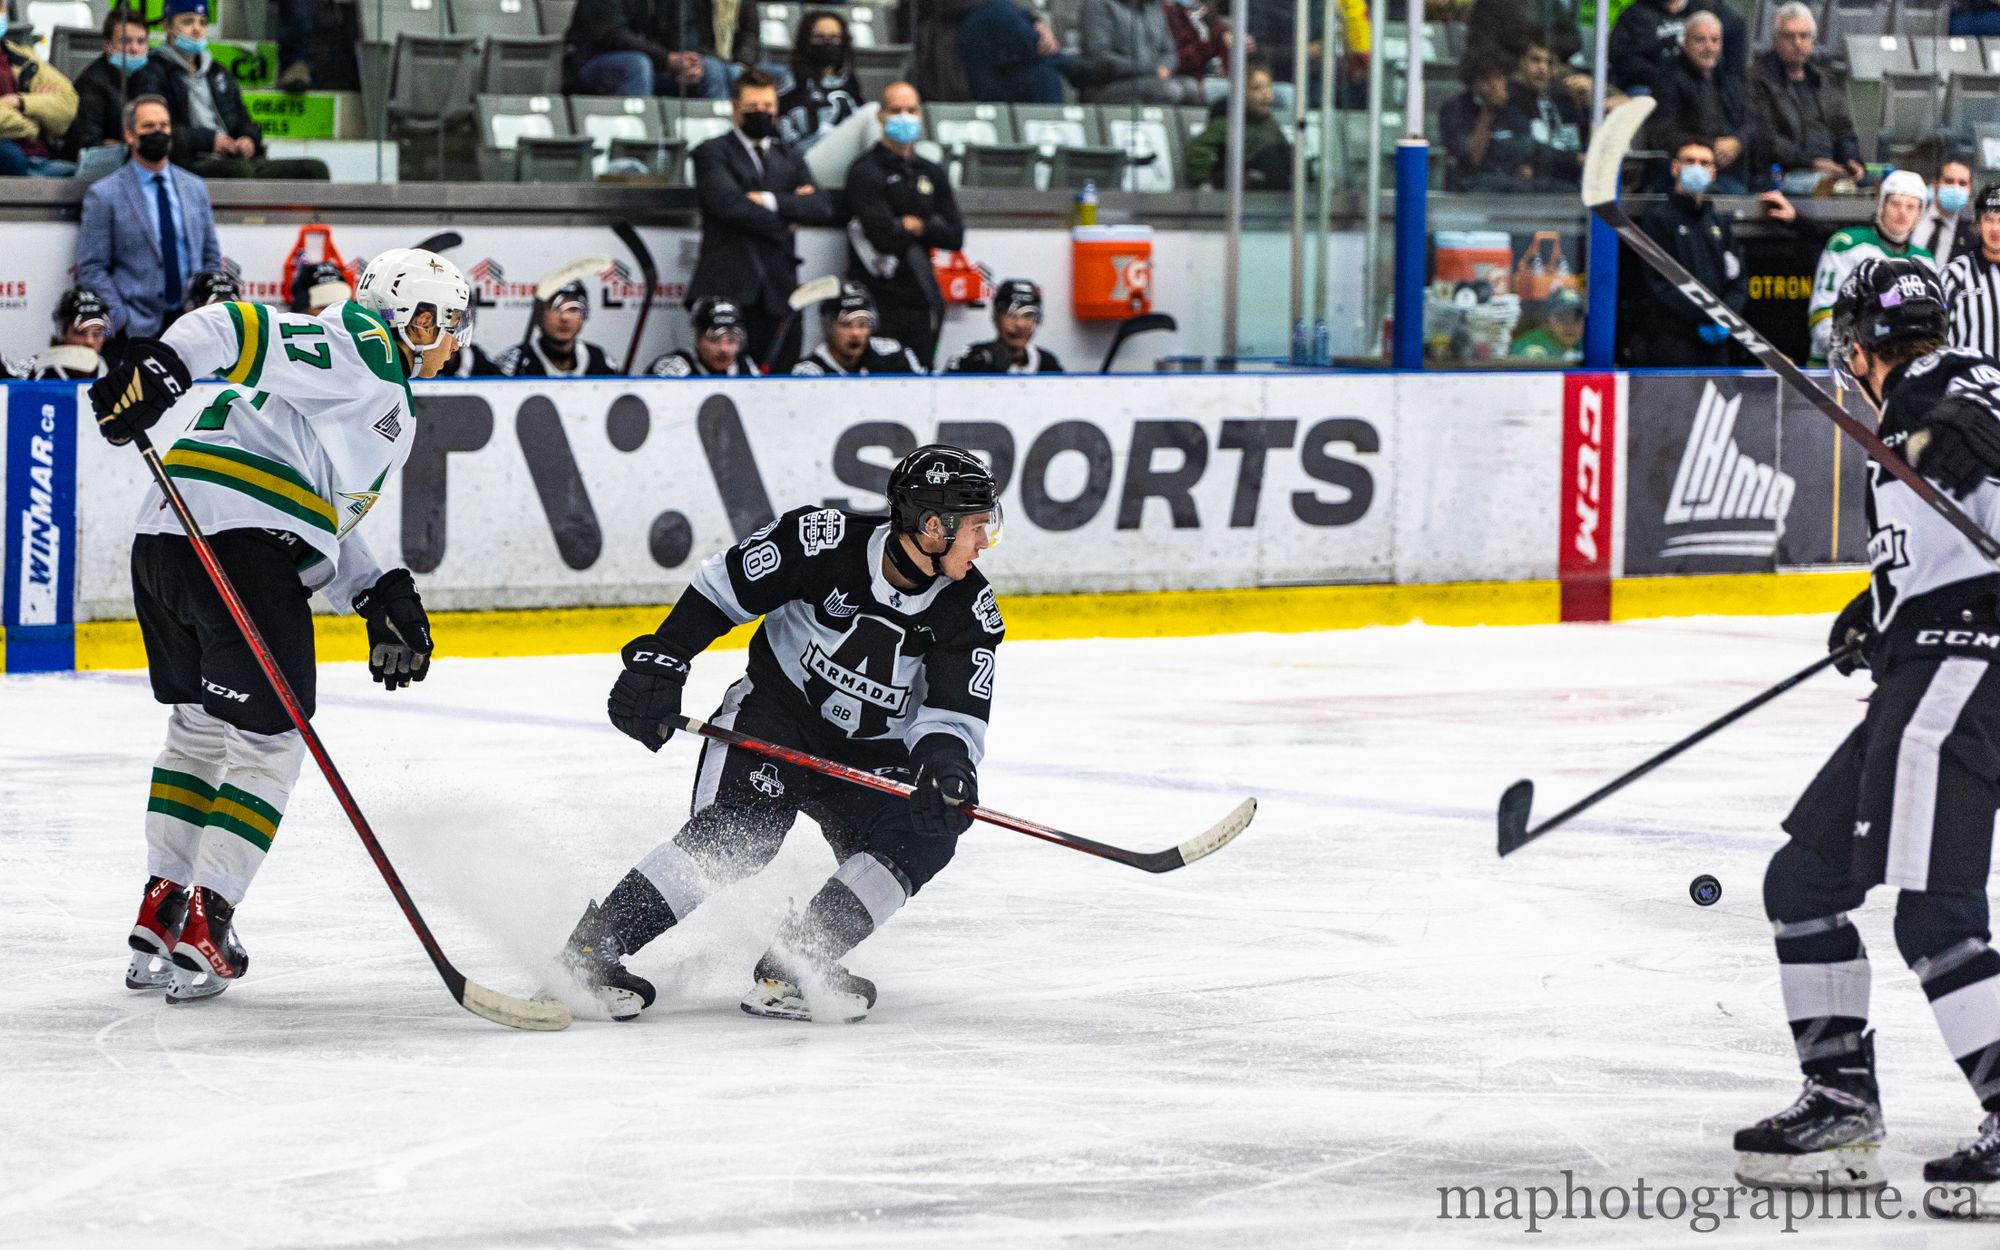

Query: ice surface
[[6, 615, 2000, 1247]]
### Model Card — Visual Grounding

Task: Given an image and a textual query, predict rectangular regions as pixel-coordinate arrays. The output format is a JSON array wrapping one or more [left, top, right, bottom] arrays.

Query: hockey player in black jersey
[[1735, 257, 2000, 1214], [487, 280, 618, 377], [10, 287, 112, 380], [554, 444, 1002, 1022], [944, 278, 1064, 375], [644, 295, 759, 377], [789, 281, 925, 376]]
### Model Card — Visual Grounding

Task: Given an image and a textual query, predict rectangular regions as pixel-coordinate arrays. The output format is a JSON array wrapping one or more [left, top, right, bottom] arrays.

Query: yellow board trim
[[67, 571, 1873, 671], [162, 447, 341, 531]]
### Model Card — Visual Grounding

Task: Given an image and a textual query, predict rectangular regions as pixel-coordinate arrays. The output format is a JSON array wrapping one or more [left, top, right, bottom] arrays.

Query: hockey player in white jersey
[[1735, 257, 2000, 1215], [91, 247, 469, 1003]]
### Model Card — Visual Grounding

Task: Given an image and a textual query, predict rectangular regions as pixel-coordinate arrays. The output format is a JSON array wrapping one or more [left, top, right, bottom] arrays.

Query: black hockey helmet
[[54, 285, 110, 331], [993, 278, 1043, 322], [289, 260, 352, 313], [1830, 257, 1947, 372], [691, 295, 745, 338], [824, 280, 876, 325], [887, 444, 1002, 548], [546, 280, 590, 315], [184, 269, 241, 310]]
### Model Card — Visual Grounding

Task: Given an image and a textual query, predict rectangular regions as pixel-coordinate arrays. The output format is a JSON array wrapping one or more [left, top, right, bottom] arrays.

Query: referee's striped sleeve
[[1944, 253, 2000, 359]]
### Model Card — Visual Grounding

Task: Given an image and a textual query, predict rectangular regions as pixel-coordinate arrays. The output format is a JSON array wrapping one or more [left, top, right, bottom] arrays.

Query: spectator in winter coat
[[564, 0, 728, 98], [1746, 2, 1863, 186], [1647, 12, 1753, 192], [1439, 52, 1537, 192], [139, 0, 327, 178], [1609, 0, 1689, 94], [1185, 64, 1291, 189], [65, 7, 149, 158], [955, 0, 1067, 104], [1078, 0, 1198, 104], [779, 10, 863, 146], [0, 14, 77, 176]]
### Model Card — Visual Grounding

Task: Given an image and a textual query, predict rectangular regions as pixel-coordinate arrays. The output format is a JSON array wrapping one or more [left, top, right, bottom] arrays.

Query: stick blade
[[789, 274, 844, 310], [1580, 95, 1654, 208], [536, 257, 615, 301], [460, 979, 573, 1031], [1169, 797, 1256, 869], [413, 231, 462, 253], [1497, 780, 1536, 857]]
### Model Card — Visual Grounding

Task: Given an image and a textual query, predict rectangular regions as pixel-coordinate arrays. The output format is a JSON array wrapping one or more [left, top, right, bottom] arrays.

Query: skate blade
[[165, 963, 229, 1004], [1924, 1181, 2000, 1219], [125, 950, 172, 991], [533, 986, 644, 1022], [739, 981, 869, 1024], [1736, 1146, 1886, 1192]]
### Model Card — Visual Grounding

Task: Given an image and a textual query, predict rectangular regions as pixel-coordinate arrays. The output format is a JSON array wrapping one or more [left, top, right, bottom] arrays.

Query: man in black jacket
[[65, 7, 149, 158], [846, 81, 964, 369], [1747, 2, 1863, 186], [945, 278, 1064, 373], [686, 68, 834, 371], [564, 0, 726, 98], [1632, 140, 1796, 365], [1648, 12, 1754, 192], [139, 0, 327, 178]]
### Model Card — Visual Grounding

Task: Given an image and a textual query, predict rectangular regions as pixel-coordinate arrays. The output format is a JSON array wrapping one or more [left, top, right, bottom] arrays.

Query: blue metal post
[[1584, 208, 1619, 368], [1392, 140, 1428, 369]]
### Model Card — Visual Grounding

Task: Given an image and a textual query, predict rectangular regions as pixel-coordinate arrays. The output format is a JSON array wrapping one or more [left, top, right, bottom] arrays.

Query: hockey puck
[[1689, 875, 1722, 907]]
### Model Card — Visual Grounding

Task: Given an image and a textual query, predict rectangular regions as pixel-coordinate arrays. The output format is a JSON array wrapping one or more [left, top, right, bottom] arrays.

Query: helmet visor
[[958, 503, 1003, 550]]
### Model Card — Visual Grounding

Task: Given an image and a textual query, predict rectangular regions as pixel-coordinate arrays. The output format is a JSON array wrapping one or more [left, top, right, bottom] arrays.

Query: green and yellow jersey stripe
[[163, 440, 339, 534], [221, 302, 271, 388]]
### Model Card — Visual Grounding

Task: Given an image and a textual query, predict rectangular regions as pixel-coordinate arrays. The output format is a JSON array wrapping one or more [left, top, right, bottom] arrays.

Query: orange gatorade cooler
[[1072, 225, 1153, 319], [1433, 230, 1513, 293]]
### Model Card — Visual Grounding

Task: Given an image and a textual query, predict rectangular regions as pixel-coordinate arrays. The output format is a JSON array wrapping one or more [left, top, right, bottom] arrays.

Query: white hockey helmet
[[356, 248, 470, 355]]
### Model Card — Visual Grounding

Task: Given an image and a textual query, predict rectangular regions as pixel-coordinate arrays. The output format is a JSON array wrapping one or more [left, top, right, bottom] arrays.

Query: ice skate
[[545, 901, 655, 1021], [740, 948, 876, 1024], [126, 875, 188, 991], [167, 887, 247, 1003], [1923, 1113, 2000, 1218], [1734, 1037, 1886, 1191]]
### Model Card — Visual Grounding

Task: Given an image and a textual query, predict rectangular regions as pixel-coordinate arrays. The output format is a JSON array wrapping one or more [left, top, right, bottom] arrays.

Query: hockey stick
[[412, 231, 463, 254], [516, 256, 618, 356], [671, 715, 1256, 873], [127, 431, 572, 1031], [1583, 96, 2000, 566], [1497, 642, 1859, 857], [760, 274, 843, 374], [612, 221, 657, 374], [1098, 311, 1176, 374]]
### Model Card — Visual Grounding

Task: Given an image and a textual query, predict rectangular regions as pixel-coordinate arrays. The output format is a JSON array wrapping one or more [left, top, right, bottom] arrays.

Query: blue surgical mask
[[1941, 184, 1971, 214], [0, 17, 9, 39], [109, 50, 148, 72], [883, 114, 922, 146], [172, 33, 207, 55], [1677, 163, 1713, 196]]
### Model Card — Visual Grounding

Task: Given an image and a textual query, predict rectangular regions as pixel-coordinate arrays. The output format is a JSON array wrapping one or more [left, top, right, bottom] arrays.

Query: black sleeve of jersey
[[684, 505, 847, 625], [654, 584, 737, 660], [1037, 347, 1064, 373]]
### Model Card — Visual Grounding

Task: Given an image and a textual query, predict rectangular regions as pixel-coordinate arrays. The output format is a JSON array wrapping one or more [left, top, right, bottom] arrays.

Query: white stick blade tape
[[463, 980, 574, 1031], [1177, 798, 1257, 865], [1581, 95, 1655, 209], [537, 258, 616, 301], [790, 275, 844, 310]]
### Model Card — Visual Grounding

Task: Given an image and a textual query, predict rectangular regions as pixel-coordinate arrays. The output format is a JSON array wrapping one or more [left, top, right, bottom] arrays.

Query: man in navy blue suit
[[76, 95, 221, 341]]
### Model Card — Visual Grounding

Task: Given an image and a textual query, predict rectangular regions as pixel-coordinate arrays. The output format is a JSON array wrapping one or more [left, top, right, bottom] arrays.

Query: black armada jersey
[[658, 506, 1003, 761]]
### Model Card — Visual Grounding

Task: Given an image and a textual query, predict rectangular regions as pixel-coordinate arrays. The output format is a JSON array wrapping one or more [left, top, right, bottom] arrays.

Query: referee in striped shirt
[[1943, 184, 2000, 358]]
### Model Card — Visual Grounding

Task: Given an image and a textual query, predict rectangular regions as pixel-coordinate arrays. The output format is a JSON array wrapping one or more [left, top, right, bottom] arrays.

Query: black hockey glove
[[909, 734, 977, 839], [1908, 396, 2000, 499], [352, 568, 432, 691], [1828, 591, 1872, 676], [608, 634, 688, 752], [89, 339, 192, 446]]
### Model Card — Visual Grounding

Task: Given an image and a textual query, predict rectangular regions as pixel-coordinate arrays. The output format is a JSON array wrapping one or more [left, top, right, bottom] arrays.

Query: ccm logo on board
[[1559, 375, 1617, 622]]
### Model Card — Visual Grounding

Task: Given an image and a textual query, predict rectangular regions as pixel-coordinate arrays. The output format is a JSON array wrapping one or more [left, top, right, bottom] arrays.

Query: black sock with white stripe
[[1775, 913, 1872, 1078], [1912, 936, 2000, 1112]]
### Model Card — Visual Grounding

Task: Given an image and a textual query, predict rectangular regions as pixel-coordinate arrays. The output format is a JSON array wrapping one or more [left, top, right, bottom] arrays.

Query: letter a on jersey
[[802, 616, 910, 737]]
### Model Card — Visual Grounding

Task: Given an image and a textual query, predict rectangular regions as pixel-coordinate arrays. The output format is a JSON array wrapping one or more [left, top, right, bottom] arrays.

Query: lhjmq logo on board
[[1625, 375, 1795, 575], [1661, 382, 1795, 560]]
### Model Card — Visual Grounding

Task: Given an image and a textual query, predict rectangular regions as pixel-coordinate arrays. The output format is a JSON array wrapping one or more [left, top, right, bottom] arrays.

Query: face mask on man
[[172, 33, 207, 55], [110, 50, 148, 72], [883, 114, 922, 145], [1677, 163, 1713, 196], [739, 110, 776, 140], [807, 38, 843, 68], [135, 130, 172, 162], [1940, 184, 1971, 214]]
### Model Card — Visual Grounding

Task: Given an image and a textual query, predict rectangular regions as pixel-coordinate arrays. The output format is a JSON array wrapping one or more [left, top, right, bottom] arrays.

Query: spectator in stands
[[1942, 183, 2000, 357], [945, 278, 1064, 373], [76, 96, 220, 339], [1510, 286, 1586, 362], [1513, 37, 1586, 190], [1439, 51, 1536, 193], [273, 0, 316, 93], [489, 281, 619, 376], [1077, 0, 1197, 104], [779, 10, 863, 146], [1647, 12, 1753, 193], [289, 260, 353, 316], [140, 0, 329, 179], [1951, 0, 2000, 37], [646, 295, 758, 375], [15, 287, 112, 379], [1747, 2, 1863, 189], [1185, 62, 1291, 190], [846, 81, 962, 368], [955, 0, 1068, 104], [913, 0, 979, 102], [1631, 140, 1795, 365], [1465, 0, 1584, 86], [565, 0, 727, 99], [791, 281, 926, 374], [1243, 0, 1318, 111], [1916, 160, 1977, 271], [1166, 0, 1230, 85], [687, 68, 833, 370], [1807, 170, 1933, 363], [66, 7, 150, 158], [1609, 0, 1689, 95], [0, 9, 78, 177], [680, 0, 762, 86]]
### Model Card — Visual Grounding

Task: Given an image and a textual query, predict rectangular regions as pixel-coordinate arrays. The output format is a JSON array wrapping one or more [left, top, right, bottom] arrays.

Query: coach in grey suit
[[76, 95, 220, 339]]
